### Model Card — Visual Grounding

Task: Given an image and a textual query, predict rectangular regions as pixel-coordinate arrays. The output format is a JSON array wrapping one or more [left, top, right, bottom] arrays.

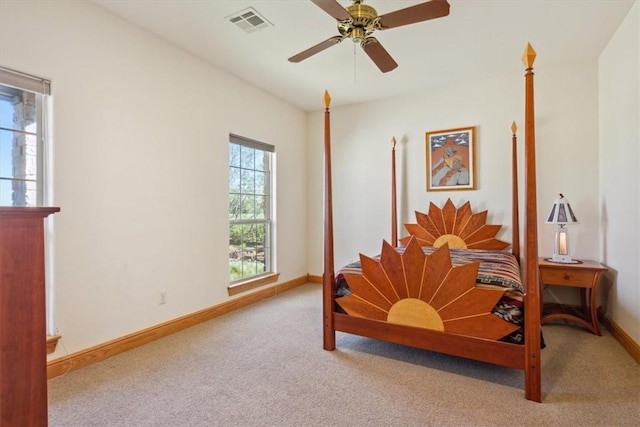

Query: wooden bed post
[[511, 122, 520, 262], [391, 137, 398, 247], [522, 43, 542, 402], [322, 90, 336, 351]]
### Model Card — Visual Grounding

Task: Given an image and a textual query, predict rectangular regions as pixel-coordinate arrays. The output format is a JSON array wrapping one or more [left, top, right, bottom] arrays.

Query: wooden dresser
[[0, 207, 59, 426]]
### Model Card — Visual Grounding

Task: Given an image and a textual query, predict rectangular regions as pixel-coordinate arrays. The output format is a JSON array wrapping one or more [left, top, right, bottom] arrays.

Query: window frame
[[227, 133, 277, 293], [0, 69, 48, 207]]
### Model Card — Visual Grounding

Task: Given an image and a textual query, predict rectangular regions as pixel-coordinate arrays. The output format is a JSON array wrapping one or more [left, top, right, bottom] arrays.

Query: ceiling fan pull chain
[[353, 43, 357, 84]]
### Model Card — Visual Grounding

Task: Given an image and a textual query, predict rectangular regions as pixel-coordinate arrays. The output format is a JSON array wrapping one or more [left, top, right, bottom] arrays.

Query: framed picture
[[425, 126, 476, 191]]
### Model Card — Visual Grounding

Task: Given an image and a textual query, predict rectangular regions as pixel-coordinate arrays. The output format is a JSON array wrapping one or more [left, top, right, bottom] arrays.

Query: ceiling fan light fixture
[[351, 27, 366, 43]]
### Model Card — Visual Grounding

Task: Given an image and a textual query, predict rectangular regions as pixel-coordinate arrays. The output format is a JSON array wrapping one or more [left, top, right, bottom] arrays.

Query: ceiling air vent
[[227, 7, 273, 34]]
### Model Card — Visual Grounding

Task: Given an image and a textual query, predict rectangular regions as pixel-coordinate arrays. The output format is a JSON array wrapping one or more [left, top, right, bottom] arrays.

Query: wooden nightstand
[[539, 258, 607, 335]]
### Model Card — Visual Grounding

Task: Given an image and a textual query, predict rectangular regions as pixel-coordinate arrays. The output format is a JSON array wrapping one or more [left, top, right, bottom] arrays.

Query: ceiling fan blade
[[311, 0, 352, 21], [289, 36, 345, 63], [361, 37, 398, 73], [377, 0, 450, 30]]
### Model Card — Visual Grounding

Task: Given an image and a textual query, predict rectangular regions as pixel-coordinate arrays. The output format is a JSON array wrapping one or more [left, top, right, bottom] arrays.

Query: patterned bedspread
[[335, 246, 529, 344]]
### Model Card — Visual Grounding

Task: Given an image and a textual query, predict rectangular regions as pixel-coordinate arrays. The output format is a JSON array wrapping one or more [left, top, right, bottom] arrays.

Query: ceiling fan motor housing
[[338, 2, 380, 42]]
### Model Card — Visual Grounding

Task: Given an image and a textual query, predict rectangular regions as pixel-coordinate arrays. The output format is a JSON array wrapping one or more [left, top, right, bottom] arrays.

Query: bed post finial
[[324, 90, 331, 109], [522, 43, 536, 69], [511, 121, 517, 135]]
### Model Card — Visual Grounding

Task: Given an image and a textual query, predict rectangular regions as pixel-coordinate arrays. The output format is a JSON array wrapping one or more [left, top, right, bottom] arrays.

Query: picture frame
[[425, 126, 477, 191]]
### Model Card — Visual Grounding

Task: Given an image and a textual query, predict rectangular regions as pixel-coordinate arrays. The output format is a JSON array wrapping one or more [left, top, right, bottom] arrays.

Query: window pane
[[229, 143, 241, 167], [0, 179, 11, 205], [23, 179, 37, 206], [0, 85, 41, 207], [229, 166, 240, 193], [255, 195, 268, 219], [229, 193, 241, 219], [23, 133, 38, 180], [229, 223, 242, 246], [0, 129, 12, 177], [240, 194, 255, 219], [255, 150, 266, 171], [0, 98, 14, 129], [240, 146, 255, 169], [254, 171, 265, 195], [229, 223, 266, 280], [253, 223, 267, 272], [240, 169, 255, 194]]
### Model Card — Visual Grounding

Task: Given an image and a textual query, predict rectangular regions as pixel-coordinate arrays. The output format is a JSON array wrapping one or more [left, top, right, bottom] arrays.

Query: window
[[0, 67, 50, 207], [0, 67, 57, 350], [228, 134, 275, 286]]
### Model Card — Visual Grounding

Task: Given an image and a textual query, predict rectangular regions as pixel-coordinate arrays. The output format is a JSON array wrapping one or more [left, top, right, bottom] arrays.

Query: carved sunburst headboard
[[400, 199, 509, 250]]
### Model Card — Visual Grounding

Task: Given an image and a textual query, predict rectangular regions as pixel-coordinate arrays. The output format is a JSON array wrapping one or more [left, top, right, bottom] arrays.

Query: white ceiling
[[92, 0, 635, 112]]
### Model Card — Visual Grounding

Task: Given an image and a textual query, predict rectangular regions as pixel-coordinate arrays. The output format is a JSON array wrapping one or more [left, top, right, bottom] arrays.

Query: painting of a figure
[[426, 127, 476, 191]]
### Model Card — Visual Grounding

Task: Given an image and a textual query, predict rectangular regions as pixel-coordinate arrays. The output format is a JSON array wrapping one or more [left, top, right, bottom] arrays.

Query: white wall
[[2, 0, 637, 360], [599, 1, 640, 344], [308, 59, 601, 275], [0, 1, 308, 357]]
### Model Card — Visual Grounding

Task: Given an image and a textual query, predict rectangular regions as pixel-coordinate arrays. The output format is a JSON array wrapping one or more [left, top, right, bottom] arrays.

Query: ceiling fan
[[288, 0, 450, 73]]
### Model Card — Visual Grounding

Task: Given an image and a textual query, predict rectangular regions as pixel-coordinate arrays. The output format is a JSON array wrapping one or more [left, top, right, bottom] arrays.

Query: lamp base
[[544, 257, 582, 264], [551, 252, 572, 263]]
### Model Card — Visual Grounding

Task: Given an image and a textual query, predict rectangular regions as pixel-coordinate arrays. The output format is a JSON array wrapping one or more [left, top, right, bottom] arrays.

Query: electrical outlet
[[159, 291, 167, 305]]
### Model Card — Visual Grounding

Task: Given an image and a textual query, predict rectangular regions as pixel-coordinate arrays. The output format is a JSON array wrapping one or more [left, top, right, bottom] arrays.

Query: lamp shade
[[546, 193, 579, 263], [546, 193, 578, 225]]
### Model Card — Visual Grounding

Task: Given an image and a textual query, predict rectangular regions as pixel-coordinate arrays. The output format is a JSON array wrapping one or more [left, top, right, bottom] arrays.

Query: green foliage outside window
[[228, 141, 271, 281]]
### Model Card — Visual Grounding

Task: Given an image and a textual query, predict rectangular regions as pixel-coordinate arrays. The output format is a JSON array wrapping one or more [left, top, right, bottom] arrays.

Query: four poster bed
[[321, 44, 543, 402]]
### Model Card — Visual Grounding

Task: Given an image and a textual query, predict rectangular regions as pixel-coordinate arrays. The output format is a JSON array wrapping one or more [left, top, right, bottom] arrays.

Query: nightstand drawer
[[539, 268, 595, 288]]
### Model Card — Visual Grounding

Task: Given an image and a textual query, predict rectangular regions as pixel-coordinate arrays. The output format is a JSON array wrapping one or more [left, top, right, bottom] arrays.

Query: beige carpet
[[48, 284, 639, 426]]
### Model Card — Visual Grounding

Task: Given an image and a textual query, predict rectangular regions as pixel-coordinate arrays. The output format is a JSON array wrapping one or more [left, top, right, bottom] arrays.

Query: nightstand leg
[[588, 283, 601, 336], [539, 277, 545, 319]]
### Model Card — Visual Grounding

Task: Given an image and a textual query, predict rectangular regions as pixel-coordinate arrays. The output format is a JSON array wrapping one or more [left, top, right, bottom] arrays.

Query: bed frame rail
[[334, 313, 526, 370]]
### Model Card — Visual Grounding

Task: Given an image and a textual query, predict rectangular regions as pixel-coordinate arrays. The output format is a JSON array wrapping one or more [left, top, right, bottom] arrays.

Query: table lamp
[[545, 193, 579, 263]]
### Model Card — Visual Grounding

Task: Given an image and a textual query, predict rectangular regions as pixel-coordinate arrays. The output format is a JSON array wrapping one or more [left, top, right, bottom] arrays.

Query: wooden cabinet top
[[538, 257, 607, 272], [0, 207, 60, 218]]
